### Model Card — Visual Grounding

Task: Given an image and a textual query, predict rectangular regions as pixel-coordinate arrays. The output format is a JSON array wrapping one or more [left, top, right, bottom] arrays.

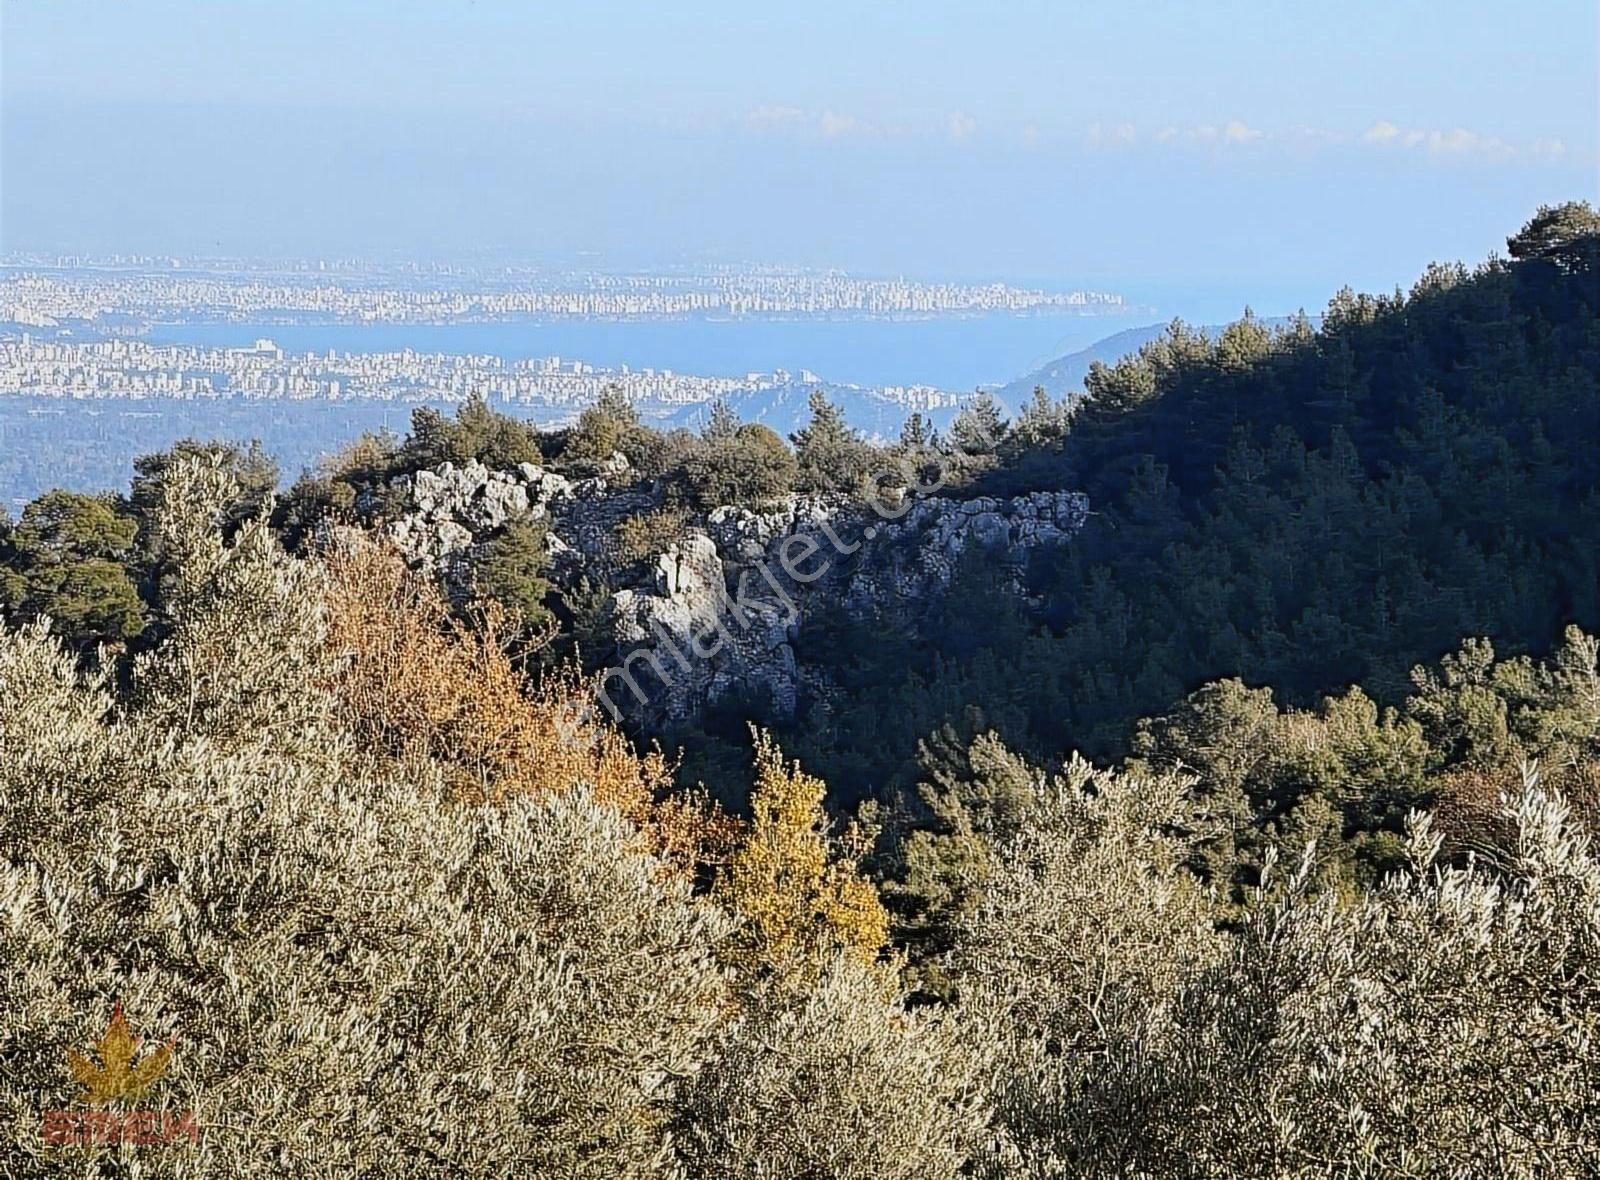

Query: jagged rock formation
[[381, 456, 650, 582], [380, 456, 1088, 726], [705, 488, 1087, 610], [384, 460, 534, 578]]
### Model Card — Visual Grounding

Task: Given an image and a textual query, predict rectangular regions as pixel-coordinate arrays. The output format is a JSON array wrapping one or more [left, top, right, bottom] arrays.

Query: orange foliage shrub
[[320, 536, 732, 868], [1435, 755, 1600, 862], [1432, 761, 1521, 862]]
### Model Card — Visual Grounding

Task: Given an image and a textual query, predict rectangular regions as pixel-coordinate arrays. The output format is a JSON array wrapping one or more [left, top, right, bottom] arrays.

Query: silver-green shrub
[[1, 461, 732, 1177], [953, 757, 1600, 1178], [131, 456, 333, 755], [6, 455, 1599, 1177], [949, 755, 1225, 1176], [674, 953, 992, 1180]]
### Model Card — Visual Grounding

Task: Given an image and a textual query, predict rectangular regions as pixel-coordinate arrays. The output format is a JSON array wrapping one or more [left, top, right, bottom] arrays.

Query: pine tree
[[790, 390, 871, 492], [450, 392, 542, 468], [1506, 200, 1600, 271], [701, 397, 740, 442], [948, 393, 1007, 456], [899, 411, 931, 450], [1006, 386, 1071, 452], [0, 491, 145, 650], [474, 516, 553, 628], [566, 385, 643, 462]]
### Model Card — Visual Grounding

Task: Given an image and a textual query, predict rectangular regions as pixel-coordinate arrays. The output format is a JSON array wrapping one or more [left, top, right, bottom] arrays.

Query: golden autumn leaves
[[715, 730, 889, 976], [319, 535, 888, 977]]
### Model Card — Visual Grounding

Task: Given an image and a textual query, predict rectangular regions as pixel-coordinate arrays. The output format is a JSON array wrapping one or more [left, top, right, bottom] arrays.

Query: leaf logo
[[66, 1004, 175, 1105]]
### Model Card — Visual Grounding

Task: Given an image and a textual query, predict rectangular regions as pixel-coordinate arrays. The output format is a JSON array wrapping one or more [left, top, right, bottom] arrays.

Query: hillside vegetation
[[787, 202, 1600, 788], [3, 204, 1600, 1175]]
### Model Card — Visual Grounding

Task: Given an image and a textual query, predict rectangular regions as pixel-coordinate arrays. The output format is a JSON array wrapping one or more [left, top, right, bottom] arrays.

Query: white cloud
[[818, 109, 861, 139], [742, 105, 876, 141], [1138, 116, 1547, 160], [745, 108, 1578, 166], [1363, 119, 1402, 145], [1086, 121, 1138, 148], [1286, 125, 1347, 148], [1222, 119, 1263, 144], [1431, 127, 1484, 154], [1361, 119, 1523, 160], [1137, 120, 1258, 147], [743, 105, 808, 131]]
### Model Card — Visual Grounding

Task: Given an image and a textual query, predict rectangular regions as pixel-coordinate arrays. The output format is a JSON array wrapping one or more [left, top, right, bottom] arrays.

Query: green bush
[[474, 516, 554, 628], [0, 490, 144, 650], [676, 422, 798, 509], [613, 508, 687, 564]]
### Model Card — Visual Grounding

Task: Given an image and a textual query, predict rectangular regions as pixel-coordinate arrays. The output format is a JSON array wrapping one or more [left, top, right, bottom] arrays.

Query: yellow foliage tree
[[715, 729, 888, 977]]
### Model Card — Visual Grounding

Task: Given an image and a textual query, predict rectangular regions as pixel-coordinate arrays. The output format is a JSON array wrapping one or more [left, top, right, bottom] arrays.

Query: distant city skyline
[[0, 333, 967, 413], [0, 262, 1128, 327], [3, 1, 1597, 318], [0, 250, 1128, 289]]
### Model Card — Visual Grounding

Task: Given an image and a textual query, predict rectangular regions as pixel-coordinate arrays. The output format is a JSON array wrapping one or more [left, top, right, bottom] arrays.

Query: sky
[[2, 0, 1597, 314]]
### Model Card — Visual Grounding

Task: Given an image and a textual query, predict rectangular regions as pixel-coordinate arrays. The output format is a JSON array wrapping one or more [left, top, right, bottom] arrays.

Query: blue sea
[[7, 310, 1169, 505], [143, 312, 1148, 391]]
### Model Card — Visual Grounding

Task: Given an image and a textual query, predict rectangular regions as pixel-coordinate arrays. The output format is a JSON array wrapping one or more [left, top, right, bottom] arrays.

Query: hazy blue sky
[[3, 1, 1596, 312]]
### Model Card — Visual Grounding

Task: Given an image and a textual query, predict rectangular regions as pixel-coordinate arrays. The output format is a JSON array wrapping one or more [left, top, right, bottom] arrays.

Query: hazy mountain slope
[[656, 381, 964, 442], [992, 322, 1171, 406], [993, 317, 1314, 409]]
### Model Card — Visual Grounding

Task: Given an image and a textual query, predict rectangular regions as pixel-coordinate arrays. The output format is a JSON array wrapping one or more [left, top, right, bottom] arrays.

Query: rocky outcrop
[[601, 488, 1086, 724], [383, 459, 538, 581], [704, 488, 1087, 609], [381, 454, 652, 588], [606, 532, 802, 721], [380, 456, 1088, 727]]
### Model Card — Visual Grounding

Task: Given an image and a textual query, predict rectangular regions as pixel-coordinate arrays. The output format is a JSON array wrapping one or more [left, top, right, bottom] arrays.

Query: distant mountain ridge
[[0, 316, 1304, 506], [656, 381, 965, 442], [662, 318, 1315, 440], [992, 316, 1313, 410]]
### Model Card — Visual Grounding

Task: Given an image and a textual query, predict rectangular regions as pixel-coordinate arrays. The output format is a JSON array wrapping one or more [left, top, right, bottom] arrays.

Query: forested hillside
[[4, 204, 1600, 1175], [788, 201, 1600, 784]]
